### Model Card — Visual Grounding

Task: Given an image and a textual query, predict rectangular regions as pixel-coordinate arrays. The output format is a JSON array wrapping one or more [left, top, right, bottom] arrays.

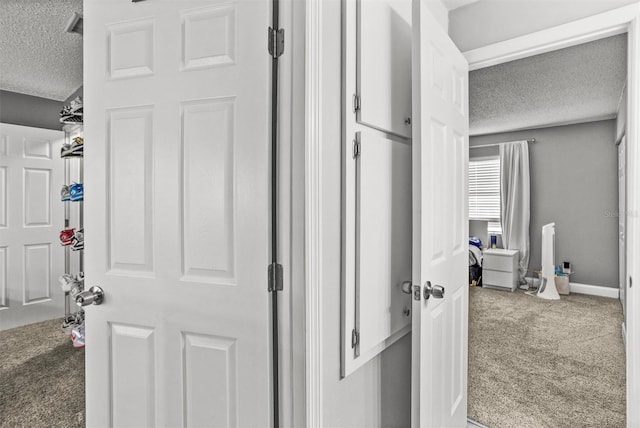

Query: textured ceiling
[[0, 0, 83, 101], [470, 34, 627, 135]]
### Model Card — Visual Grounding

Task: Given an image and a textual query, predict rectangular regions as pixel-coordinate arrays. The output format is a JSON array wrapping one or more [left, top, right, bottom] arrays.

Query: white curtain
[[500, 141, 530, 284]]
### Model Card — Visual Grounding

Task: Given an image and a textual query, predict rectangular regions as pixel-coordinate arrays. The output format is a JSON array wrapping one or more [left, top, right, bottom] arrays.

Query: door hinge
[[352, 137, 361, 158], [351, 329, 360, 348], [268, 262, 283, 292], [268, 27, 285, 59], [352, 94, 361, 113]]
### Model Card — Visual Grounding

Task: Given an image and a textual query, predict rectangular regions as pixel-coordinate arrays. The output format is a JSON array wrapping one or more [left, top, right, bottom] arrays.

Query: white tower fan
[[538, 222, 560, 300]]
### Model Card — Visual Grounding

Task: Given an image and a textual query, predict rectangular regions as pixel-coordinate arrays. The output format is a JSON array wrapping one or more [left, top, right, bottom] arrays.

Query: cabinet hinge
[[352, 93, 361, 113], [351, 329, 360, 348], [268, 27, 285, 59], [268, 262, 283, 292], [352, 137, 361, 159]]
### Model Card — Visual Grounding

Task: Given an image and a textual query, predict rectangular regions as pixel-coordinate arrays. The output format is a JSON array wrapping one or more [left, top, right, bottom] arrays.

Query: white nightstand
[[483, 248, 519, 291]]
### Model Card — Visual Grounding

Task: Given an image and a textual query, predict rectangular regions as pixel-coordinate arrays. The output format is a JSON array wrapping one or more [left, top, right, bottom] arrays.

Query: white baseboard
[[622, 322, 627, 345], [570, 282, 619, 299]]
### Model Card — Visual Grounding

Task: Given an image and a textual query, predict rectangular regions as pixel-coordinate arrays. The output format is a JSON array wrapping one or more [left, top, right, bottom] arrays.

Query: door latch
[[401, 280, 421, 301]]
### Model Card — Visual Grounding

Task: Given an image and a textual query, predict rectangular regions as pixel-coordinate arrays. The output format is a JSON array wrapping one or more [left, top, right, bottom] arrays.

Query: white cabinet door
[[358, 0, 412, 138], [84, 0, 271, 425], [0, 124, 64, 331], [354, 130, 412, 365], [411, 1, 469, 427]]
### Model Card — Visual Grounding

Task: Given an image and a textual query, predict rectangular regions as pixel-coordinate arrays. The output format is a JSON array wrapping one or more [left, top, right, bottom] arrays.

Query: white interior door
[[84, 0, 271, 426], [619, 136, 627, 318], [411, 1, 469, 427], [0, 123, 64, 331]]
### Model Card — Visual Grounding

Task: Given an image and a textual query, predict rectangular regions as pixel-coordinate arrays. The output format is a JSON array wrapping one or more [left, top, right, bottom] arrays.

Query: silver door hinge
[[268, 27, 285, 59], [268, 262, 283, 292], [352, 137, 361, 158], [351, 329, 360, 348], [352, 94, 361, 113]]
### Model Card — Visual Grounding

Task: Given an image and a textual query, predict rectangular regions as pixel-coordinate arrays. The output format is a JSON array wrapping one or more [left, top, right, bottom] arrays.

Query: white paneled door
[[619, 136, 627, 318], [84, 0, 271, 426], [0, 123, 64, 331], [411, 1, 469, 427]]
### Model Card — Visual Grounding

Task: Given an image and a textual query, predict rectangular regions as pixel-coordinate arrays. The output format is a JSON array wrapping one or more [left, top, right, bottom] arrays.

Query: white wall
[[317, 0, 449, 426], [449, 0, 639, 52]]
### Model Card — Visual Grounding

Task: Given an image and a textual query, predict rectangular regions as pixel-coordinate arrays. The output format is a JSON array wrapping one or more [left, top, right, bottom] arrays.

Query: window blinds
[[468, 157, 500, 221]]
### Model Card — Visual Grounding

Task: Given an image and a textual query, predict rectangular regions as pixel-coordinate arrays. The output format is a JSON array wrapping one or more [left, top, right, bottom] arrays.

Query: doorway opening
[[466, 31, 628, 428], [0, 1, 85, 426]]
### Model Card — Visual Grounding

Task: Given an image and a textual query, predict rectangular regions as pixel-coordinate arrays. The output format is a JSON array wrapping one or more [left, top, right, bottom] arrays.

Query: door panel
[[181, 98, 236, 283], [107, 106, 154, 274], [358, 0, 412, 138], [356, 131, 411, 359], [411, 1, 469, 426], [0, 124, 64, 331], [84, 0, 270, 426]]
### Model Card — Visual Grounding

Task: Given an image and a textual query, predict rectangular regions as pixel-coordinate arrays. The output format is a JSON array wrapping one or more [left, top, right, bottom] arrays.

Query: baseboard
[[570, 282, 619, 299], [622, 322, 627, 345]]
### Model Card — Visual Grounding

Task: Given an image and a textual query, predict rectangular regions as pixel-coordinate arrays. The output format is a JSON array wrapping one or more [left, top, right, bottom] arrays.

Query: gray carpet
[[0, 317, 85, 428], [468, 286, 626, 428]]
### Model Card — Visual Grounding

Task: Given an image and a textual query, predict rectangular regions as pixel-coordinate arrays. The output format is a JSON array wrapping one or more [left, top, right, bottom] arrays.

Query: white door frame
[[464, 4, 640, 427], [304, 2, 640, 426], [304, 0, 324, 426]]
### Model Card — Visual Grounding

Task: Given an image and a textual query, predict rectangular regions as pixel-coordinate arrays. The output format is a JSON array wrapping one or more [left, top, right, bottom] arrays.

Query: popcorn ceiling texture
[[0, 0, 83, 101], [470, 34, 627, 136]]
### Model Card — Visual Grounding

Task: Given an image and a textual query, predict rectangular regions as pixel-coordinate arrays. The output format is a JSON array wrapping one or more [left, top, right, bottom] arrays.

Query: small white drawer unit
[[483, 248, 519, 291]]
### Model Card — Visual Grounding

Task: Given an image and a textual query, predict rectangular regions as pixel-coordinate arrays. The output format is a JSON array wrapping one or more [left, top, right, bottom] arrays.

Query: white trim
[[626, 13, 640, 428], [569, 282, 620, 299], [470, 114, 618, 138], [279, 0, 307, 426], [623, 322, 627, 346], [464, 3, 640, 70], [305, 0, 323, 426]]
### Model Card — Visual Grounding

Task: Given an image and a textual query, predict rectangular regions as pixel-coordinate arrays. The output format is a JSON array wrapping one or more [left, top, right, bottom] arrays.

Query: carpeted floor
[[0, 318, 85, 428], [468, 286, 626, 428]]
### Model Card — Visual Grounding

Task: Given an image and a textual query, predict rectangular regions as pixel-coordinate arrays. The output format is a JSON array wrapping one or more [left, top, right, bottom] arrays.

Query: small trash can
[[555, 275, 570, 295]]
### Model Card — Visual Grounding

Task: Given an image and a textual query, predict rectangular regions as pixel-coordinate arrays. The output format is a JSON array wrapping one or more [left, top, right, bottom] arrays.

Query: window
[[469, 157, 502, 234]]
